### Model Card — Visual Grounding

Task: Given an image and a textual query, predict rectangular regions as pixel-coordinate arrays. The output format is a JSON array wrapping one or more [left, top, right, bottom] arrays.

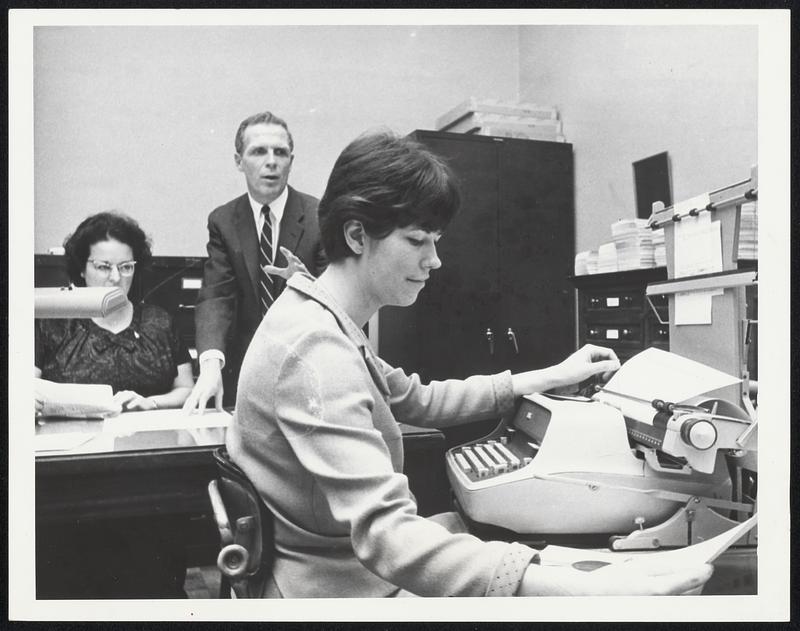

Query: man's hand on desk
[[182, 358, 224, 415], [113, 390, 158, 412], [518, 560, 714, 596]]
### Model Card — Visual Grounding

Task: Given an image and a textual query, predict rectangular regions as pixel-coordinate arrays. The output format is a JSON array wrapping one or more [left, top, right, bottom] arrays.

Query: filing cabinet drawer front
[[585, 323, 642, 344], [576, 339, 638, 364], [585, 290, 642, 312], [645, 320, 670, 347], [645, 293, 669, 323], [610, 347, 639, 364], [572, 269, 671, 360], [647, 293, 669, 309], [175, 290, 201, 311], [175, 307, 196, 331]]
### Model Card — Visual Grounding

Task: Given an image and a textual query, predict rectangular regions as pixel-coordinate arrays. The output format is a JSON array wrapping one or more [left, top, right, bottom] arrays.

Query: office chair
[[207, 447, 274, 598]]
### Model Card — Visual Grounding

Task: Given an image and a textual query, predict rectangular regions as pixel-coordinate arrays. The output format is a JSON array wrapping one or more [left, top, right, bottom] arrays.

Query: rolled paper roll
[[35, 286, 127, 318]]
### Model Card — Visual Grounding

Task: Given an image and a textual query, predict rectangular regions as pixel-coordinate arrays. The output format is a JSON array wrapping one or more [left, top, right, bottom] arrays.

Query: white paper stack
[[538, 513, 757, 591], [737, 201, 758, 260], [36, 379, 121, 419], [585, 250, 599, 274], [652, 226, 666, 267], [574, 251, 590, 275], [436, 97, 564, 142], [596, 242, 619, 273], [610, 218, 656, 270]]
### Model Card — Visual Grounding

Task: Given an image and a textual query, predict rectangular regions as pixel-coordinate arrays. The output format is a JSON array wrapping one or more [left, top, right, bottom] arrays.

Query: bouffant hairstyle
[[317, 130, 460, 262], [63, 211, 152, 286]]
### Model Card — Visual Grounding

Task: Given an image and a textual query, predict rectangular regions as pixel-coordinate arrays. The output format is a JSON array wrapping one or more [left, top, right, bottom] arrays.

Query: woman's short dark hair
[[63, 211, 152, 286], [317, 130, 460, 261]]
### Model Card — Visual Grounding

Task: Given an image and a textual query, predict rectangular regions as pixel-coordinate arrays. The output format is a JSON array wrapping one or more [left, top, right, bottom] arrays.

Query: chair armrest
[[207, 479, 234, 545]]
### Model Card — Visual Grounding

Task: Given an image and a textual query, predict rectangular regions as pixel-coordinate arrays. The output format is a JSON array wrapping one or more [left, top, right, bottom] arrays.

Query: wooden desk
[[35, 414, 450, 525], [36, 413, 756, 597], [35, 412, 450, 596]]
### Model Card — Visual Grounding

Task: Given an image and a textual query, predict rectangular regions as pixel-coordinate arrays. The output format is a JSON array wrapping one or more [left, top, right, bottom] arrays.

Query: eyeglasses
[[88, 259, 137, 276]]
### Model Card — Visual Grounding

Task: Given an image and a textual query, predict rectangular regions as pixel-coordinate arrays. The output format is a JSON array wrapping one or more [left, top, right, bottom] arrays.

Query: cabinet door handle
[[485, 328, 495, 356], [507, 327, 519, 354]]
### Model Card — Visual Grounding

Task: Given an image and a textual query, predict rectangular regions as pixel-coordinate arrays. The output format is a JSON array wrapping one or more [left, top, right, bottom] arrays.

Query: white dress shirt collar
[[248, 185, 289, 229]]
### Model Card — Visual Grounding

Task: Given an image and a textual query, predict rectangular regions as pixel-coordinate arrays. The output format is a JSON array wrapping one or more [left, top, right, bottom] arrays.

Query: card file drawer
[[586, 291, 641, 312], [585, 323, 642, 344], [572, 268, 669, 361]]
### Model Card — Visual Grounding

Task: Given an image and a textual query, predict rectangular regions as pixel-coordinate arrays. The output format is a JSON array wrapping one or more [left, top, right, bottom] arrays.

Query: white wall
[[518, 25, 757, 252], [33, 25, 758, 258], [33, 25, 519, 254]]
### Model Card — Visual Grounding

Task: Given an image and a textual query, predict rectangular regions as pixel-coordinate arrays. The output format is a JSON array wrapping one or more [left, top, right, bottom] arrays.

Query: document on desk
[[593, 348, 741, 424], [103, 408, 232, 435], [35, 378, 121, 419], [537, 513, 757, 571]]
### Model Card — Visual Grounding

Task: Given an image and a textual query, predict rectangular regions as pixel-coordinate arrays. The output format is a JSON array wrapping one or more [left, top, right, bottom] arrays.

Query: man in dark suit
[[183, 111, 326, 412]]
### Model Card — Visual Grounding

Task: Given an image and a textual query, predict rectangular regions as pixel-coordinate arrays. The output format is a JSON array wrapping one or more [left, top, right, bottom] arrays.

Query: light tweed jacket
[[226, 273, 538, 598]]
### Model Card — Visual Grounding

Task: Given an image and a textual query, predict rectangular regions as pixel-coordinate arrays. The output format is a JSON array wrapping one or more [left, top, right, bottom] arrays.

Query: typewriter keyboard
[[450, 430, 537, 482]]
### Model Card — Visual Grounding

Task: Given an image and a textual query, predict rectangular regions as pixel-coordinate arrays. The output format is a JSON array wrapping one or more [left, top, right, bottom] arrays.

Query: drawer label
[[605, 329, 619, 339], [606, 297, 620, 307]]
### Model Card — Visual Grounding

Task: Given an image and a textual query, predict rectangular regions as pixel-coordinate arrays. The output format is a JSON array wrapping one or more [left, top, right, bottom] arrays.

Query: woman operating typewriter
[[226, 131, 713, 598]]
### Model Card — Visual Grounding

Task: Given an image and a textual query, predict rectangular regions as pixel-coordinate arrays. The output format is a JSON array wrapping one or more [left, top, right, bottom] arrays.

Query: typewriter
[[446, 385, 757, 550]]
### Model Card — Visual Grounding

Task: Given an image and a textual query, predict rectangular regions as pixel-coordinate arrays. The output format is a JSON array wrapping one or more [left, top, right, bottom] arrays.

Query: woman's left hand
[[262, 246, 310, 280], [113, 390, 158, 411], [552, 344, 621, 388]]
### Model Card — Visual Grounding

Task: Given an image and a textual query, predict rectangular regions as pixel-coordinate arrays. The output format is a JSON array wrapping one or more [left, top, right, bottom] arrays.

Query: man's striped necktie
[[258, 204, 275, 316]]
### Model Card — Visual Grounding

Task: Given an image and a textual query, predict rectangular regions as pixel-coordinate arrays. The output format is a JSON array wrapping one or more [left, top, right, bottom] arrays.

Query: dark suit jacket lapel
[[276, 186, 307, 294], [234, 194, 261, 302]]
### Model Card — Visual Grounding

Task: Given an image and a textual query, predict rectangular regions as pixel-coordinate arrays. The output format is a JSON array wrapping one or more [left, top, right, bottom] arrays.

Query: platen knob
[[680, 418, 718, 451]]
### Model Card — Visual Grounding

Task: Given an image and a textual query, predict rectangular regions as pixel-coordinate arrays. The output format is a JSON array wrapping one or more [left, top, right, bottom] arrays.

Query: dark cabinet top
[[411, 129, 573, 151]]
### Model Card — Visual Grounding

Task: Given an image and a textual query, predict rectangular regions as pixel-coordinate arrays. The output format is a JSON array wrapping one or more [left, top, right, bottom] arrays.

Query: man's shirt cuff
[[198, 349, 226, 369]]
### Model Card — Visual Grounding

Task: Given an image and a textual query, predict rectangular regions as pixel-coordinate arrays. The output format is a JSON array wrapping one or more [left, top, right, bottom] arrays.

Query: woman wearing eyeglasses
[[35, 211, 194, 413], [34, 211, 194, 598]]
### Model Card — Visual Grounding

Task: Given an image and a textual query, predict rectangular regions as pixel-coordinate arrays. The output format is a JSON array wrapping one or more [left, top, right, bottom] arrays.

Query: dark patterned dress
[[35, 302, 193, 598], [35, 302, 190, 395]]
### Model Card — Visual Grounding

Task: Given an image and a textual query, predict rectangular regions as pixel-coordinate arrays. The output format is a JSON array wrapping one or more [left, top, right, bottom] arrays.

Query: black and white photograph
[[8, 7, 790, 623]]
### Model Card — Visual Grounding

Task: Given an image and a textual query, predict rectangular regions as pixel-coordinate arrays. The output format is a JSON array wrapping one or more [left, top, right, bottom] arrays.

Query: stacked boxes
[[436, 97, 565, 142]]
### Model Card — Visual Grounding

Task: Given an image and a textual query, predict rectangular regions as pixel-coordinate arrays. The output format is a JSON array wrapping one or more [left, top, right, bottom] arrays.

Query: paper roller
[[35, 286, 128, 318]]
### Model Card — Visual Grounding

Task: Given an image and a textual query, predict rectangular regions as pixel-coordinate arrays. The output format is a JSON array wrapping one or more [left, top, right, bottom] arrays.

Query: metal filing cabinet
[[571, 268, 669, 364], [379, 131, 575, 382], [379, 131, 575, 449], [139, 257, 205, 361], [571, 263, 756, 376]]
